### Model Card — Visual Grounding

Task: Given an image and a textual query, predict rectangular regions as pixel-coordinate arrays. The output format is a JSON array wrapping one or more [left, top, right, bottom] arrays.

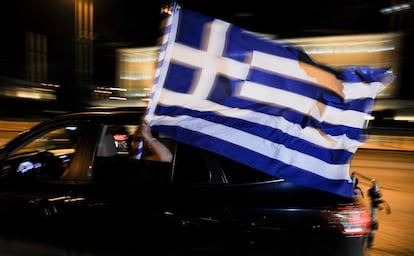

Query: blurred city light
[[380, 3, 411, 15], [0, 77, 59, 101]]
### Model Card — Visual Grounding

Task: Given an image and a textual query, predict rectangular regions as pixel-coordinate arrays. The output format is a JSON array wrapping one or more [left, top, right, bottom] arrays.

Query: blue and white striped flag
[[134, 139, 144, 160], [146, 3, 395, 197]]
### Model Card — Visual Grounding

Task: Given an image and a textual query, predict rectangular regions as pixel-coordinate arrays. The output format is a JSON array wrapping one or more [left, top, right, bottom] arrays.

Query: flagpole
[[145, 1, 181, 123]]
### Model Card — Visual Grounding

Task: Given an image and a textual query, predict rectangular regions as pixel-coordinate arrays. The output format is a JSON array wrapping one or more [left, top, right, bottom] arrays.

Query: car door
[[49, 123, 175, 254], [164, 143, 231, 254], [0, 119, 169, 254], [0, 119, 97, 249]]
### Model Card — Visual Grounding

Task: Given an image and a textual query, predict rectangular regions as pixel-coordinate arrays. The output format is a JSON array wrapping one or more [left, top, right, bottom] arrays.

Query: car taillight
[[325, 205, 371, 236]]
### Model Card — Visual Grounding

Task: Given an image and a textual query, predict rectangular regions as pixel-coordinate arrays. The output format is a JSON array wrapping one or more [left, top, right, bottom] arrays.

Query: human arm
[[139, 121, 173, 162]]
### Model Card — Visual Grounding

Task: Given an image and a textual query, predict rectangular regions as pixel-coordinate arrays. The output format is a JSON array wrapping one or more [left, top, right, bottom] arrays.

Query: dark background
[[97, 0, 413, 99], [0, 0, 412, 114]]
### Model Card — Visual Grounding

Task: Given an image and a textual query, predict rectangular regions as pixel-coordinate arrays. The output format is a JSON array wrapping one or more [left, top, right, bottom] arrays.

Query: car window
[[3, 125, 85, 180], [108, 125, 137, 157], [91, 124, 172, 183], [172, 142, 275, 184], [217, 155, 276, 183], [172, 143, 211, 183], [99, 124, 175, 158]]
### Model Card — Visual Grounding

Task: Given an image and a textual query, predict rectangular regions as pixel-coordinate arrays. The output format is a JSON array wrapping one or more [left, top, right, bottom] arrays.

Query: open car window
[[1, 124, 86, 180], [12, 126, 81, 157], [91, 124, 173, 183]]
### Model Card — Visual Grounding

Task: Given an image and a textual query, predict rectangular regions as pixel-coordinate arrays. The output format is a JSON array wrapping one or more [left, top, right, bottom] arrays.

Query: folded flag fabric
[[146, 3, 395, 197]]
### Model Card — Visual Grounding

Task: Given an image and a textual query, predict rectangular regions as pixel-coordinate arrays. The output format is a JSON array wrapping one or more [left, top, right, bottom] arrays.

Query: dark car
[[0, 107, 374, 256]]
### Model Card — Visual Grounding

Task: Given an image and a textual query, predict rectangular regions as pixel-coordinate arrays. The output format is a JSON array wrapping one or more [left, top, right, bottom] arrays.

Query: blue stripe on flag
[[134, 139, 143, 160], [147, 4, 395, 198], [153, 105, 354, 164], [153, 124, 355, 197]]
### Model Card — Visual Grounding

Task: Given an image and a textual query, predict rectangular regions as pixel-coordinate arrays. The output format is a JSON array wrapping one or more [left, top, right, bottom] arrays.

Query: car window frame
[[0, 119, 98, 182], [90, 123, 175, 184]]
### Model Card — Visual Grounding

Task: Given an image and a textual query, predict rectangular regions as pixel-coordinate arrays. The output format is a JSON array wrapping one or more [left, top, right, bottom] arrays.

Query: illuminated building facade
[[111, 33, 402, 107]]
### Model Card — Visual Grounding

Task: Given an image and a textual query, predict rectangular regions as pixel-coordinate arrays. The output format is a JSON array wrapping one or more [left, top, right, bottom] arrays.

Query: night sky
[[93, 0, 392, 46]]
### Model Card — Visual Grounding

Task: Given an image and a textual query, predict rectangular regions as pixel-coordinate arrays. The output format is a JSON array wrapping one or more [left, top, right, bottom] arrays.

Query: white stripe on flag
[[342, 81, 386, 100], [158, 88, 362, 151], [159, 86, 368, 133], [251, 51, 344, 97], [238, 81, 368, 128], [151, 114, 351, 181]]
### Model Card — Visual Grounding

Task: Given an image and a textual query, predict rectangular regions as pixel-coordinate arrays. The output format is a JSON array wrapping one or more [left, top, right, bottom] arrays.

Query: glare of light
[[109, 87, 127, 91], [15, 91, 56, 100], [47, 196, 86, 203], [121, 55, 158, 63], [366, 115, 375, 121], [120, 74, 153, 80], [40, 82, 61, 88], [93, 89, 112, 94], [16, 91, 42, 99], [161, 6, 173, 15], [109, 96, 127, 101], [65, 126, 78, 131], [280, 33, 400, 56], [291, 40, 395, 55], [394, 115, 414, 122], [131, 92, 150, 97], [380, 3, 411, 14]]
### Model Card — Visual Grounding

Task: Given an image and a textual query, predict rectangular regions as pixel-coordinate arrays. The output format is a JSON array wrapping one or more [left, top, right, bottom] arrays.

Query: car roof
[[43, 106, 147, 123], [0, 107, 146, 150]]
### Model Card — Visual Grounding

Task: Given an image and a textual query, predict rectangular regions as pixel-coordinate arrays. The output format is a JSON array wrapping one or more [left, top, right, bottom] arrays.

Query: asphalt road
[[352, 149, 414, 256]]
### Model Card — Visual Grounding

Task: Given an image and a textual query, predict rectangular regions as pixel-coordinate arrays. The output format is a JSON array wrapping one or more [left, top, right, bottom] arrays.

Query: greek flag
[[146, 3, 395, 197], [134, 139, 144, 160]]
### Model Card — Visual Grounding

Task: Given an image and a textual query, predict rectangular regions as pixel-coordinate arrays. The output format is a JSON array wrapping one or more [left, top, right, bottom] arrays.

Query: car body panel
[[0, 107, 369, 255]]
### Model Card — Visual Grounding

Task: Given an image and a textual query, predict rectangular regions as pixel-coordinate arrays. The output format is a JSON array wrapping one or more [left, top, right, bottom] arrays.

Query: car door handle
[[163, 210, 219, 222], [163, 210, 221, 227], [199, 216, 219, 223], [28, 197, 60, 216]]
